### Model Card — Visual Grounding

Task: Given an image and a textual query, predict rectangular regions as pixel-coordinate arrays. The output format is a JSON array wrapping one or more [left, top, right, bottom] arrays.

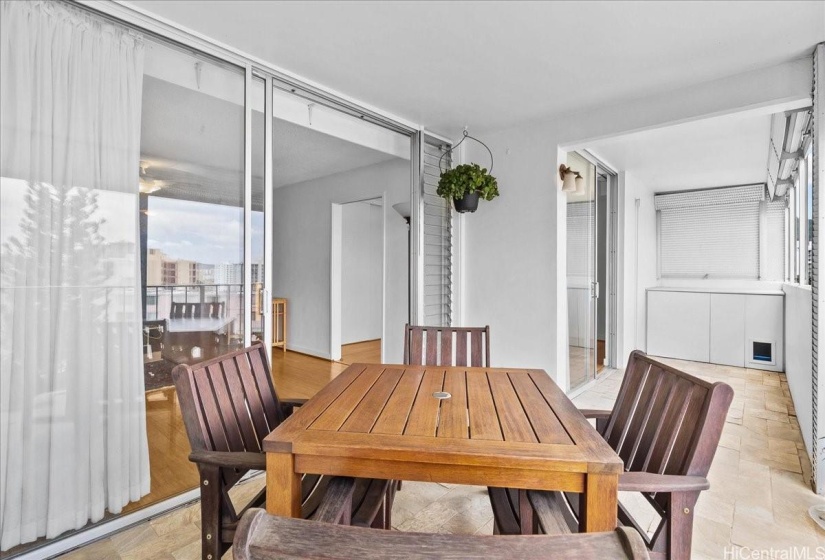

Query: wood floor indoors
[[130, 340, 382, 516], [39, 350, 825, 559]]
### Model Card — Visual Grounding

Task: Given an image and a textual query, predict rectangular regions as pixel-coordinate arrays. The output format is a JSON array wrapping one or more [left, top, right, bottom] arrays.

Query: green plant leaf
[[436, 163, 500, 202]]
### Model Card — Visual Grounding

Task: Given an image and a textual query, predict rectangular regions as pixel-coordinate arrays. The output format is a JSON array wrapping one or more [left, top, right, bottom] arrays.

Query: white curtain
[[0, 0, 150, 550]]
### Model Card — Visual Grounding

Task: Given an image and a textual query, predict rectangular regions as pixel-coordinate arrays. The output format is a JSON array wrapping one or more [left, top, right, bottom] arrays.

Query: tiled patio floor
[[58, 358, 824, 559]]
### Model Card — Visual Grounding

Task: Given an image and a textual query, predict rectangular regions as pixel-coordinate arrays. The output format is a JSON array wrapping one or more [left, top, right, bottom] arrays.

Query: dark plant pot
[[453, 191, 480, 213]]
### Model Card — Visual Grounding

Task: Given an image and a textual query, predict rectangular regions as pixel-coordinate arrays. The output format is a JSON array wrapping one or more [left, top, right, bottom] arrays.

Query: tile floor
[[57, 358, 824, 559]]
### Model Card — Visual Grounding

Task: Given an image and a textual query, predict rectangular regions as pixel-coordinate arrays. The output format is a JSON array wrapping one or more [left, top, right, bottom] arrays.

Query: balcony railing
[[144, 283, 264, 334]]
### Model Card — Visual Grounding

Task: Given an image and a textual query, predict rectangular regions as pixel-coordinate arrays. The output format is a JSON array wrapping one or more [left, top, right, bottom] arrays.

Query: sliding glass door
[[140, 40, 247, 371], [1, 2, 424, 556], [567, 152, 618, 391], [567, 152, 598, 391]]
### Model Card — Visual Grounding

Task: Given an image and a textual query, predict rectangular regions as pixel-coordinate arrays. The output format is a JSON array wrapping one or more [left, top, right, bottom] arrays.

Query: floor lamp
[[392, 202, 411, 325]]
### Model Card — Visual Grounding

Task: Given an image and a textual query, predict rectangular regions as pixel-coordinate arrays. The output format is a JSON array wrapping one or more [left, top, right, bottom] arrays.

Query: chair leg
[[385, 484, 394, 529], [199, 465, 223, 560], [371, 499, 386, 529], [667, 492, 698, 560]]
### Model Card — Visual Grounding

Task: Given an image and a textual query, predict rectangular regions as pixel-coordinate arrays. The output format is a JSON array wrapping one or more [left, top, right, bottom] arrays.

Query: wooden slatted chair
[[403, 324, 490, 367], [170, 301, 196, 319], [488, 350, 733, 560], [173, 343, 392, 560], [233, 506, 650, 560]]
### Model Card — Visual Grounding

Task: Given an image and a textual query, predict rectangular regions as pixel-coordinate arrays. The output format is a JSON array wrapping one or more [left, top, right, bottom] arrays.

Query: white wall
[[618, 173, 657, 363], [341, 201, 382, 344], [462, 58, 810, 390], [462, 129, 561, 378], [784, 284, 813, 460], [272, 158, 409, 361]]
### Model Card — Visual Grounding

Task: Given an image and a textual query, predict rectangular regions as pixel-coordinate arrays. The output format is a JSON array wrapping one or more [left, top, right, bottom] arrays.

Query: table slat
[[437, 369, 469, 439], [309, 366, 384, 431], [509, 373, 573, 445], [340, 368, 403, 434], [371, 369, 424, 435], [527, 370, 619, 464], [488, 372, 538, 443], [403, 369, 445, 437], [467, 371, 504, 441]]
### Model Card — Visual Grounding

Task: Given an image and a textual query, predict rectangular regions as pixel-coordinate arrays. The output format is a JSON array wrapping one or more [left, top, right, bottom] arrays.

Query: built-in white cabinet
[[647, 291, 710, 363], [647, 288, 783, 371], [710, 293, 745, 367]]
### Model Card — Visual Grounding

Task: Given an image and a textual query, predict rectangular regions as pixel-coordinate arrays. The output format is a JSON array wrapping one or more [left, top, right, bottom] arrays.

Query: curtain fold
[[0, 0, 149, 550]]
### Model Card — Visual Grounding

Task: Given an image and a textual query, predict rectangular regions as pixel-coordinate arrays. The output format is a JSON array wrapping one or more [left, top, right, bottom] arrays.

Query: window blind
[[421, 137, 452, 326], [567, 201, 595, 277], [655, 184, 785, 279]]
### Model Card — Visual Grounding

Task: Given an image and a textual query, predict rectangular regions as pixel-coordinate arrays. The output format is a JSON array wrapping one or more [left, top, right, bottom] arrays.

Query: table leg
[[580, 472, 618, 532], [266, 452, 301, 517]]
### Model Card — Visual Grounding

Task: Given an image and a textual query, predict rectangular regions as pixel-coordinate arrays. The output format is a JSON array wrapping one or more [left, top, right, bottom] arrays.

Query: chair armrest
[[189, 451, 266, 470], [618, 472, 709, 493], [578, 409, 612, 420], [280, 398, 308, 418]]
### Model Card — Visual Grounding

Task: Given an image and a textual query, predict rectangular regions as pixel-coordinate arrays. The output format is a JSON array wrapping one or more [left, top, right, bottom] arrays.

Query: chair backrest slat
[[627, 369, 679, 472], [470, 330, 482, 366], [646, 379, 694, 475], [440, 330, 453, 366], [605, 351, 733, 481], [170, 301, 186, 319], [455, 331, 468, 366], [409, 328, 424, 366], [173, 343, 283, 455], [248, 348, 283, 428], [235, 353, 274, 441], [426, 329, 438, 365], [404, 325, 490, 368], [602, 362, 650, 442], [624, 370, 665, 469], [193, 369, 230, 452], [207, 363, 246, 451], [221, 357, 262, 452], [170, 301, 225, 320]]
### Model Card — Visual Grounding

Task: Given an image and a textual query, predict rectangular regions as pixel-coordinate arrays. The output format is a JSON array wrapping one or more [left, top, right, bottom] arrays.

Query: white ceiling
[[588, 111, 773, 193], [141, 75, 398, 207], [129, 0, 824, 134]]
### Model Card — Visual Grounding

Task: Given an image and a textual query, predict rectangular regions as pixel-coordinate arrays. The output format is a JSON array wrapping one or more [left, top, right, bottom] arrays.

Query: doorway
[[330, 196, 385, 364]]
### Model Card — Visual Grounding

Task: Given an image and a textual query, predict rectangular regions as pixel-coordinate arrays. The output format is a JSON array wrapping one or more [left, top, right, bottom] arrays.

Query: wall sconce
[[559, 164, 583, 193]]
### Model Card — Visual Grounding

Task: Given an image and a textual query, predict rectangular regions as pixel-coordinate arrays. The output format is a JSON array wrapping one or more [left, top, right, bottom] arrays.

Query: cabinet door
[[647, 291, 710, 362], [710, 293, 746, 367]]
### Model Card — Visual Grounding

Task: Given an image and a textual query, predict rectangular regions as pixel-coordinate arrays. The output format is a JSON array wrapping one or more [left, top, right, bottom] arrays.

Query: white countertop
[[647, 286, 784, 296]]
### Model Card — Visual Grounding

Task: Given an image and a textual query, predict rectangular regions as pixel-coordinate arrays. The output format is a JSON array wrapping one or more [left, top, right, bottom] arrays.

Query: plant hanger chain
[[438, 129, 494, 175]]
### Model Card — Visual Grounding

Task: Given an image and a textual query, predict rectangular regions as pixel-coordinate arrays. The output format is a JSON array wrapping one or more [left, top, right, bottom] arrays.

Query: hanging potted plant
[[436, 131, 499, 213], [437, 163, 499, 213]]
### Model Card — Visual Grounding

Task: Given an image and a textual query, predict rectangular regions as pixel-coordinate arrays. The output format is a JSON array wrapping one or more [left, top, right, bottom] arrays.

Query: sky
[[2, 180, 265, 266], [147, 196, 264, 264]]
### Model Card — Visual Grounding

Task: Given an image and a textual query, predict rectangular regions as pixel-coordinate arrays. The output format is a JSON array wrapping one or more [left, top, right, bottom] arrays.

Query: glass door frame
[[577, 150, 620, 374]]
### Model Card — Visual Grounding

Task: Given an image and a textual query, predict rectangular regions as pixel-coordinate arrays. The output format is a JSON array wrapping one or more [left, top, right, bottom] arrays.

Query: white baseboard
[[286, 343, 331, 361], [16, 490, 200, 560]]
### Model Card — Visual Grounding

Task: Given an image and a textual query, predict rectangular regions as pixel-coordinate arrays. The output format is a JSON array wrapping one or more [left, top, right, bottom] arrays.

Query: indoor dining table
[[262, 363, 623, 532]]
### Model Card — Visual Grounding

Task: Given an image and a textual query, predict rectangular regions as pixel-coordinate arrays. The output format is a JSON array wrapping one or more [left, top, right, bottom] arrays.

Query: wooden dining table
[[262, 363, 622, 532]]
